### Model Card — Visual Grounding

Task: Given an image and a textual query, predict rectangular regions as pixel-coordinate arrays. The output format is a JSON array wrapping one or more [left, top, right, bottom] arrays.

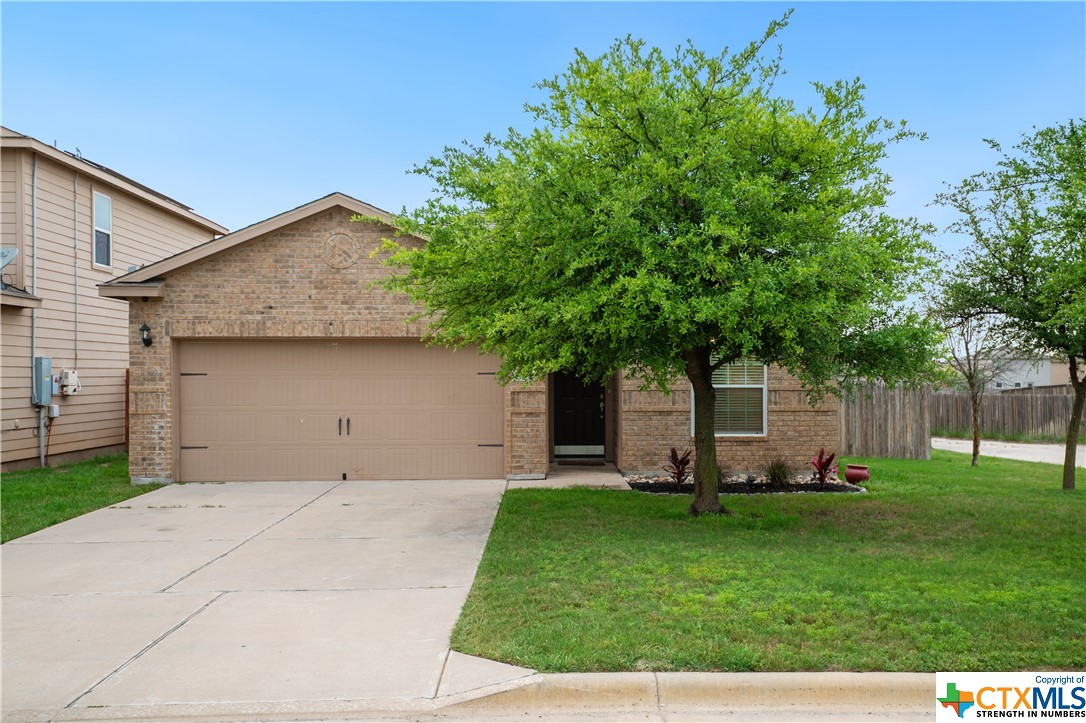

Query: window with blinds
[[697, 359, 767, 436]]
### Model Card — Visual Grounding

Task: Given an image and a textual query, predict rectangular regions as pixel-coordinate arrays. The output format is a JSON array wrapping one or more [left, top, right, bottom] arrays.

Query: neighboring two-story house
[[1, 127, 226, 469]]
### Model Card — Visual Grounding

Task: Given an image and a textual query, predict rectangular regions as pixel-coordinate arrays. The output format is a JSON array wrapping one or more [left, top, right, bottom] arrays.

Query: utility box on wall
[[32, 356, 52, 406], [60, 369, 81, 396]]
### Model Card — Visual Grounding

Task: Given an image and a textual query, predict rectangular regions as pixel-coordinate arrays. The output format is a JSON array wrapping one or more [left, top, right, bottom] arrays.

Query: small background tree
[[379, 15, 940, 513], [934, 119, 1086, 489], [930, 272, 1027, 466]]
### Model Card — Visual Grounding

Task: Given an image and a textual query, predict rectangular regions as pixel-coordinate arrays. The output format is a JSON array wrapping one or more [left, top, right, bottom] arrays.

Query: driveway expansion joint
[[158, 482, 344, 592], [432, 649, 453, 699], [64, 592, 229, 710]]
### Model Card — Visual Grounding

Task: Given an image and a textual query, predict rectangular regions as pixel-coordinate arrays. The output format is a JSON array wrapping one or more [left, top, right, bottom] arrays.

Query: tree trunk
[[969, 386, 981, 467], [685, 348, 729, 516], [1062, 356, 1084, 491]]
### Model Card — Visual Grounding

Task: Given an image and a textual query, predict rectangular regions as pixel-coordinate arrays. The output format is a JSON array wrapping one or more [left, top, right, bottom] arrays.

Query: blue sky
[[3, 2, 1083, 254]]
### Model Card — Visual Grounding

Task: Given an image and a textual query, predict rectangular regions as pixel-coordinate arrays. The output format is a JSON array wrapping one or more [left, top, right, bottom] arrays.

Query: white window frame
[[690, 361, 768, 437], [92, 191, 112, 270]]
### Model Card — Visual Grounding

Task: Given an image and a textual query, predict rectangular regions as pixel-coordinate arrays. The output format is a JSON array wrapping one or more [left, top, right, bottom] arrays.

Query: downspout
[[31, 152, 45, 466], [72, 171, 79, 366]]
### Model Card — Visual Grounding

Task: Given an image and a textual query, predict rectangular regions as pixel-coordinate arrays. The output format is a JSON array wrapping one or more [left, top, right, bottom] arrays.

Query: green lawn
[[453, 450, 1084, 672], [1, 454, 161, 543]]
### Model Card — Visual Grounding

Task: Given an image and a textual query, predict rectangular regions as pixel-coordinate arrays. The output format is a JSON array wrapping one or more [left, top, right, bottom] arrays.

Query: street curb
[[9, 672, 937, 722], [436, 671, 935, 719]]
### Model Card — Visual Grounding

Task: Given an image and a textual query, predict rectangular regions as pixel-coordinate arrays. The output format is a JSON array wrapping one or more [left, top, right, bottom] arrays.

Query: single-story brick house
[[100, 193, 837, 484]]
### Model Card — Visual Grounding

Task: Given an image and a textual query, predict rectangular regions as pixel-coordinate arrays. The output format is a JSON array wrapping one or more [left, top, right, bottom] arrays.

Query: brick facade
[[616, 367, 838, 476], [121, 198, 838, 483], [505, 381, 548, 478], [126, 205, 434, 481]]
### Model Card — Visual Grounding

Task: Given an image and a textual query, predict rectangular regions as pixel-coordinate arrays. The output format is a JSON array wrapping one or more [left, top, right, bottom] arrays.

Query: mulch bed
[[626, 474, 867, 495]]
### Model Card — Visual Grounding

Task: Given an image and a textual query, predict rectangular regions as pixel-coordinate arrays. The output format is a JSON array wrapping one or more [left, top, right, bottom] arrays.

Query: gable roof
[[98, 192, 400, 293], [1, 126, 227, 235]]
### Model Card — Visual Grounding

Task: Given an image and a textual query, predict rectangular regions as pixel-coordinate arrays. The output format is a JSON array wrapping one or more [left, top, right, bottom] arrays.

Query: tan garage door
[[177, 340, 504, 481]]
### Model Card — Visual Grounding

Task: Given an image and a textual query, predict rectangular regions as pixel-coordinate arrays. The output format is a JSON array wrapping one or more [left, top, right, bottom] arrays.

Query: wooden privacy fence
[[839, 383, 931, 459], [931, 392, 1080, 438]]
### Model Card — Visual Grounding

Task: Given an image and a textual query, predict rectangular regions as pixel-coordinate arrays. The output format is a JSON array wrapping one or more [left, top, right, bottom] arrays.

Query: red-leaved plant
[[663, 448, 692, 486], [809, 448, 837, 487]]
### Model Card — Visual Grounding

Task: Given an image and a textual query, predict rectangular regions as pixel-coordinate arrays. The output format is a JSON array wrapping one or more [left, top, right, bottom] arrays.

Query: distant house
[[1, 127, 227, 469], [992, 357, 1071, 391]]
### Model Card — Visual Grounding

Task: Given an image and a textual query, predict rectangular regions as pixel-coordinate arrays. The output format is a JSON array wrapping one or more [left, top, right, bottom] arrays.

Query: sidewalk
[[932, 436, 1085, 468]]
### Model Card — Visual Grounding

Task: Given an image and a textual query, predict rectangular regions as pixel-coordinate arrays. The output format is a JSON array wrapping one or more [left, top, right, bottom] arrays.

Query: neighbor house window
[[93, 192, 112, 268], [691, 359, 767, 436]]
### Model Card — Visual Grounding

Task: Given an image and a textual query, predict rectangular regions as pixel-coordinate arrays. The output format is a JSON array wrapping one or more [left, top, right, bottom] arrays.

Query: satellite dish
[[0, 247, 17, 270]]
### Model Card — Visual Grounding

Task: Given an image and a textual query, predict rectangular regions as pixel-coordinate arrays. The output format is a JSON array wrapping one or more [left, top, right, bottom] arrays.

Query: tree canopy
[[379, 14, 940, 513], [934, 119, 1086, 489]]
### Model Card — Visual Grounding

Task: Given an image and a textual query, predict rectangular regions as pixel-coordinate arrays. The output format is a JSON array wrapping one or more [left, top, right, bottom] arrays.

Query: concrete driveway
[[1, 479, 533, 721]]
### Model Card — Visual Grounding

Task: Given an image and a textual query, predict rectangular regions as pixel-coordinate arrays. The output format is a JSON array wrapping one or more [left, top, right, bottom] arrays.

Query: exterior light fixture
[[139, 323, 153, 347]]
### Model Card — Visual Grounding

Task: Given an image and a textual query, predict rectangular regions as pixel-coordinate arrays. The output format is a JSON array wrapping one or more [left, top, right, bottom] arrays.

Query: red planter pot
[[844, 464, 870, 484]]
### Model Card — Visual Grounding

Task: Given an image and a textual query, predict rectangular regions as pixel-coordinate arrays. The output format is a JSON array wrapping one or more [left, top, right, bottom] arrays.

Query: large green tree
[[934, 120, 1086, 490], [380, 16, 938, 514]]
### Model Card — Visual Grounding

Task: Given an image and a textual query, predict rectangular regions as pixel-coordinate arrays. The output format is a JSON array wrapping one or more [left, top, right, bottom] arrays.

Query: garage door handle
[[338, 417, 342, 436], [346, 417, 351, 436]]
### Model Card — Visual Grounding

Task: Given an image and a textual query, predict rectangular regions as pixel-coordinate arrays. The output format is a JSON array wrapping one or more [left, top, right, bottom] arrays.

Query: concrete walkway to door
[[1, 478, 535, 721]]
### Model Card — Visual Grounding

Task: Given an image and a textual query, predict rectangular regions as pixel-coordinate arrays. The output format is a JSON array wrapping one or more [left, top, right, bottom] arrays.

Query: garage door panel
[[178, 340, 503, 481], [349, 411, 501, 445], [430, 413, 502, 442], [357, 413, 421, 443], [181, 413, 256, 444], [184, 413, 342, 444], [430, 377, 498, 406], [182, 446, 343, 482], [183, 377, 341, 410], [343, 445, 502, 480]]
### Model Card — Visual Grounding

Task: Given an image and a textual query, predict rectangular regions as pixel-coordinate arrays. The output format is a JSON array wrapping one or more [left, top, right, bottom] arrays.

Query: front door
[[553, 371, 605, 457]]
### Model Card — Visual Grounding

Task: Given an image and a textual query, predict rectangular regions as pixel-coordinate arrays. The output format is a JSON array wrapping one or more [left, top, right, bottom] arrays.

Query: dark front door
[[553, 371, 605, 456]]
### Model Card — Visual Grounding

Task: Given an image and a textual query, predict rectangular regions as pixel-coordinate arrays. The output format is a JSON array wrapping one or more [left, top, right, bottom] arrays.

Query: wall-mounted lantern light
[[139, 323, 153, 347]]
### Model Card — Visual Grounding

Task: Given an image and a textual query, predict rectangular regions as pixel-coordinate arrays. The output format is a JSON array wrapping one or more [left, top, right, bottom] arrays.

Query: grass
[[1, 454, 162, 543], [453, 450, 1084, 673], [932, 426, 1085, 445]]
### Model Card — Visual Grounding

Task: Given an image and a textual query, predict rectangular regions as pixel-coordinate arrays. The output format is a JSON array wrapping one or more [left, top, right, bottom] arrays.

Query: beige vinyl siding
[[1, 158, 18, 232], [1, 150, 217, 465], [1, 308, 37, 457], [1, 148, 24, 288]]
